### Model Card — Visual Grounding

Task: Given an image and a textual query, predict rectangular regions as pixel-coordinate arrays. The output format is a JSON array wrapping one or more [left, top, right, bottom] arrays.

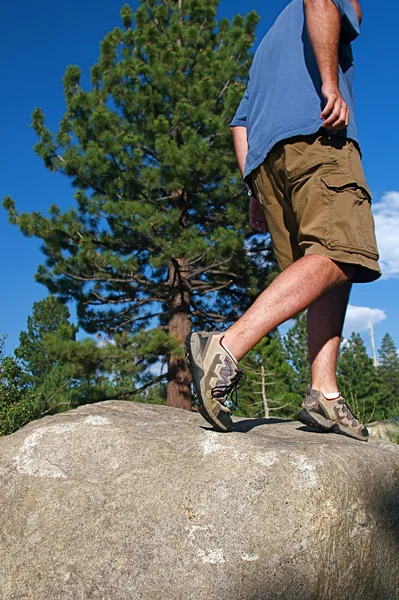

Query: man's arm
[[303, 0, 349, 131], [230, 125, 268, 233], [230, 125, 248, 178]]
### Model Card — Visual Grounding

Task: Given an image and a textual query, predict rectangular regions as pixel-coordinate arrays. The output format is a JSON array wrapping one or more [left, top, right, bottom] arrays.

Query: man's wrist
[[322, 79, 339, 90]]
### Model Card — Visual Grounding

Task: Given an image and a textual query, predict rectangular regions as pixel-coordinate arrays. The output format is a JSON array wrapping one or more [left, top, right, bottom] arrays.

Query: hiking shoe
[[185, 332, 245, 432], [297, 387, 369, 442]]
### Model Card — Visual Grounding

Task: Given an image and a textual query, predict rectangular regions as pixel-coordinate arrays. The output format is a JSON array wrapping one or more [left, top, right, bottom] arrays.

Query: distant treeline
[[1, 297, 398, 436]]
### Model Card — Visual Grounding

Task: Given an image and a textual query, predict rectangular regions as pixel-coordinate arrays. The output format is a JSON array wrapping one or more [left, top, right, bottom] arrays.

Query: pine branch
[[85, 292, 165, 308], [187, 248, 214, 266], [42, 376, 74, 413], [99, 373, 168, 401], [64, 270, 167, 290], [116, 312, 167, 327], [43, 401, 73, 415], [190, 301, 226, 321], [197, 280, 233, 295], [189, 260, 231, 278], [205, 269, 240, 277], [87, 301, 153, 326], [217, 78, 231, 101]]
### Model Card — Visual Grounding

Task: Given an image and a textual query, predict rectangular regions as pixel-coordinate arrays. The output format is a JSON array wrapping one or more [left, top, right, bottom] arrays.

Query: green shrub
[[0, 338, 43, 436]]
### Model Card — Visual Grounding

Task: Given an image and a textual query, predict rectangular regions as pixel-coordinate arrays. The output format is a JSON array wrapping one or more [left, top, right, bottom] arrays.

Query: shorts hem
[[303, 244, 381, 283]]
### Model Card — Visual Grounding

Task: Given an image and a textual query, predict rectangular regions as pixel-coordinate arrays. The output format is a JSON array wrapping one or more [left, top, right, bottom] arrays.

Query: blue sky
[[0, 0, 397, 358]]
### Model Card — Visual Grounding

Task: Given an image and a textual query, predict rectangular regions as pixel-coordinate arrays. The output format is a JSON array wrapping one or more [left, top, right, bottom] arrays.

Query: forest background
[[1, 0, 398, 436]]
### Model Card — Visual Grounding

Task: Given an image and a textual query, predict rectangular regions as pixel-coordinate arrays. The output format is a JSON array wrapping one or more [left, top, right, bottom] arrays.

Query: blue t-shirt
[[231, 0, 361, 179]]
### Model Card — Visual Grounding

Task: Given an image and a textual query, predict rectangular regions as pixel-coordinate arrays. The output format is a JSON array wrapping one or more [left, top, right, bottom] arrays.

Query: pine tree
[[15, 296, 155, 412], [337, 332, 380, 422], [377, 333, 399, 417], [283, 313, 311, 396], [16, 295, 78, 384], [4, 1, 275, 409], [15, 296, 105, 412], [238, 332, 301, 419]]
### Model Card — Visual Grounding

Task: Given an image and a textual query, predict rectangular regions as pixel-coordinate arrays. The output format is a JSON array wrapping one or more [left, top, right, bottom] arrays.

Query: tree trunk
[[167, 257, 192, 410]]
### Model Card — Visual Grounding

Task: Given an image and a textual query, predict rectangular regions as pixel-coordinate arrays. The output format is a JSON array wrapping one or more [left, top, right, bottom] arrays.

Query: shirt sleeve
[[230, 87, 249, 128], [330, 0, 360, 42]]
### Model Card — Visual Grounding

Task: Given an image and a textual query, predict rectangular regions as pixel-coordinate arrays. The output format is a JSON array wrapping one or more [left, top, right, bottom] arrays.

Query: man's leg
[[307, 282, 352, 395], [298, 282, 368, 441], [185, 254, 355, 431], [186, 253, 369, 440], [185, 253, 354, 433], [222, 254, 354, 361]]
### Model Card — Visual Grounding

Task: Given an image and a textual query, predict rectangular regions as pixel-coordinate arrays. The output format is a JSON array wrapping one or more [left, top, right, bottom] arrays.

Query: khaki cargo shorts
[[251, 132, 381, 283]]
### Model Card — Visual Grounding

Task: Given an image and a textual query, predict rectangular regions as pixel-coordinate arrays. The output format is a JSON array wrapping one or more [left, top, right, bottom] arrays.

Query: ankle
[[311, 384, 340, 400], [221, 332, 244, 363], [220, 336, 238, 365]]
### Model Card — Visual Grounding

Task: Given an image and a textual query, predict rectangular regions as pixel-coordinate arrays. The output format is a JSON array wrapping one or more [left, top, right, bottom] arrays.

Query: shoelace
[[337, 400, 361, 427], [211, 371, 246, 411]]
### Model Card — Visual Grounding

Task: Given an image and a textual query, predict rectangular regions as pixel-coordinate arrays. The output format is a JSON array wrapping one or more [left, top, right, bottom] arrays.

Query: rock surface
[[1, 401, 399, 600]]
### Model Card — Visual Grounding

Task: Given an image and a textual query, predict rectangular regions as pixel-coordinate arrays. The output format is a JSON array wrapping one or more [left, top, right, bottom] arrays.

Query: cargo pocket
[[321, 174, 379, 260], [285, 139, 337, 182]]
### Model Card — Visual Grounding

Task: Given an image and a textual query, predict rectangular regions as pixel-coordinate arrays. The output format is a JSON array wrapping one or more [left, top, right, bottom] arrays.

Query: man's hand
[[321, 82, 349, 132], [304, 0, 349, 132], [249, 195, 268, 233]]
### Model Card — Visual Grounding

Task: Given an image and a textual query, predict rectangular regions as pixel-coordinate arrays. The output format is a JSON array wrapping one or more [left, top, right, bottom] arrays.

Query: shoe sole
[[297, 408, 368, 442], [185, 333, 233, 433]]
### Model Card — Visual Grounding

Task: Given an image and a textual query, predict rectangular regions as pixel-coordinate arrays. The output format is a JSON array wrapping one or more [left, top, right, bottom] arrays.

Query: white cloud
[[343, 305, 387, 338], [279, 306, 386, 339], [373, 191, 399, 278]]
